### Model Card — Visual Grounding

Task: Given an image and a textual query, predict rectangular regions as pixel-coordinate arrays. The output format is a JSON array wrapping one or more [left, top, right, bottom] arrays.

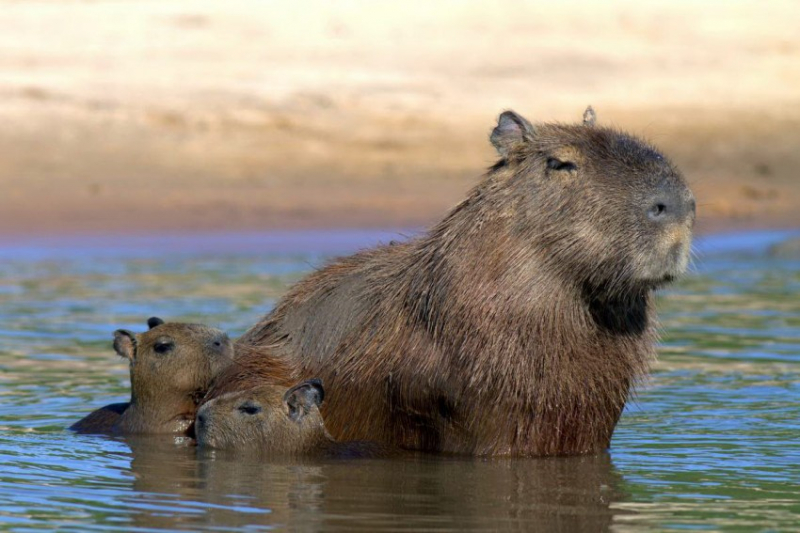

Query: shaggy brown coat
[[222, 109, 695, 456]]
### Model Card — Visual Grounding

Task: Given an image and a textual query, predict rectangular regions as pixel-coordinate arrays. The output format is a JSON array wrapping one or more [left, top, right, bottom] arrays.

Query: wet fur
[[221, 113, 694, 456]]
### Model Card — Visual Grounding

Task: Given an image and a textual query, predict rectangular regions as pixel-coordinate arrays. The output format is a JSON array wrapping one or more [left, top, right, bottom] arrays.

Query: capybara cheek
[[569, 219, 621, 266], [196, 420, 225, 448], [171, 369, 205, 393], [211, 352, 234, 374]]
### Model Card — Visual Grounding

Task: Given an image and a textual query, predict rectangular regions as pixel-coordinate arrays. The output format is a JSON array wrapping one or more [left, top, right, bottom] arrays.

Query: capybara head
[[114, 317, 234, 407], [195, 379, 327, 455], [485, 107, 695, 292]]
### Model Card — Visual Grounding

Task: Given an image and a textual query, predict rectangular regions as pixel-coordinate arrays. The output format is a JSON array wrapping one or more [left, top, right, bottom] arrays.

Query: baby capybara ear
[[113, 329, 137, 362], [147, 317, 165, 329], [283, 379, 324, 422], [582, 105, 597, 127], [490, 110, 536, 157]]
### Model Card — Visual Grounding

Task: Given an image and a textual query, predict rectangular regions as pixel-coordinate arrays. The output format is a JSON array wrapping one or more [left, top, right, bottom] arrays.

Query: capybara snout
[[644, 179, 695, 227]]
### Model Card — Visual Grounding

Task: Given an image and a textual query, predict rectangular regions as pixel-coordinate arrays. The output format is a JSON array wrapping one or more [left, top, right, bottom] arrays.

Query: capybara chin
[[196, 380, 392, 458], [70, 317, 233, 436], [227, 107, 695, 456]]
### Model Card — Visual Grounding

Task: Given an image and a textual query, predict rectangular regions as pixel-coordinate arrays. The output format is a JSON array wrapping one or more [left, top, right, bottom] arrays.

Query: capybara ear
[[283, 379, 324, 422], [113, 329, 137, 362], [583, 106, 597, 127], [147, 317, 164, 329], [490, 110, 536, 157]]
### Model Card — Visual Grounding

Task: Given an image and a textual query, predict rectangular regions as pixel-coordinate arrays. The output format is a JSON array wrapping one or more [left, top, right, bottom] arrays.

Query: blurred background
[[0, 0, 798, 238]]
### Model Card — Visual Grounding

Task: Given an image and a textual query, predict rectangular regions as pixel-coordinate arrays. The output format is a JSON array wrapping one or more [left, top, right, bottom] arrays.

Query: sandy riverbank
[[0, 0, 798, 238]]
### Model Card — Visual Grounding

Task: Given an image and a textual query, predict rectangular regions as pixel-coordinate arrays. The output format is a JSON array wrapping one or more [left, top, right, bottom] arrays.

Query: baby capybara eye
[[237, 402, 262, 415], [153, 341, 174, 354], [546, 157, 577, 172]]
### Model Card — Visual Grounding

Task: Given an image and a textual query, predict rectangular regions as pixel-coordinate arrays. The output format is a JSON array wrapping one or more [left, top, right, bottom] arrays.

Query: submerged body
[[223, 108, 695, 456], [71, 317, 233, 436]]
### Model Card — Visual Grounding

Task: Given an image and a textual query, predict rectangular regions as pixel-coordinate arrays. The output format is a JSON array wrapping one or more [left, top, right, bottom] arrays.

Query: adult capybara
[[196, 379, 393, 458], [71, 317, 233, 435], [226, 108, 696, 456]]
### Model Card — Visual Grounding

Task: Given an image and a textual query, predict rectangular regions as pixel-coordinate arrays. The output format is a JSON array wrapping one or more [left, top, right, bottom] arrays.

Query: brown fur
[[204, 343, 298, 400], [196, 381, 394, 458], [71, 318, 233, 435], [224, 108, 695, 456]]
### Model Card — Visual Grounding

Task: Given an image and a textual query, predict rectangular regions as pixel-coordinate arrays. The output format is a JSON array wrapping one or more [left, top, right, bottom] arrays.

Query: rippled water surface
[[0, 229, 798, 532]]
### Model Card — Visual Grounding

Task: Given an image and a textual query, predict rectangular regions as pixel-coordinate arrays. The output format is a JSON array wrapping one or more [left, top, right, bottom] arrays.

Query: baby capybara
[[70, 317, 233, 435], [225, 107, 695, 456], [196, 380, 392, 458]]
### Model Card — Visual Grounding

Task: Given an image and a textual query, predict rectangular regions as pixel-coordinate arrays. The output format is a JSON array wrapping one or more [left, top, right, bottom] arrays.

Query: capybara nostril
[[197, 411, 208, 428], [646, 189, 695, 225], [210, 333, 231, 354]]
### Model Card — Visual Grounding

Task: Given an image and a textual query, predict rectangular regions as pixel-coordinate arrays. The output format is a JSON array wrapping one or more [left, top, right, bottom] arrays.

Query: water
[[0, 229, 798, 532]]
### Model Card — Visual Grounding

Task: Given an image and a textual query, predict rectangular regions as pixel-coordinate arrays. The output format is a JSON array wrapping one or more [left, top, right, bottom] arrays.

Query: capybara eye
[[238, 402, 262, 415], [546, 157, 577, 172], [649, 202, 667, 219], [153, 341, 175, 354]]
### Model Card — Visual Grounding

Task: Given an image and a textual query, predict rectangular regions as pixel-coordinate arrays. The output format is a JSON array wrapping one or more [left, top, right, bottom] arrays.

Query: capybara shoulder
[[234, 108, 696, 456], [70, 317, 233, 435], [196, 380, 394, 459]]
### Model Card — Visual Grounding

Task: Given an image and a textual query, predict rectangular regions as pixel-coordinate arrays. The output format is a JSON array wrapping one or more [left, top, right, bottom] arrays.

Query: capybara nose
[[646, 186, 695, 225], [212, 333, 230, 349], [196, 411, 207, 428]]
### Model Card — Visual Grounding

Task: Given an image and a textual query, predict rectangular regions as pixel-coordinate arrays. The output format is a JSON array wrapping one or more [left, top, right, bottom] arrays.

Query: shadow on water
[[120, 435, 627, 532]]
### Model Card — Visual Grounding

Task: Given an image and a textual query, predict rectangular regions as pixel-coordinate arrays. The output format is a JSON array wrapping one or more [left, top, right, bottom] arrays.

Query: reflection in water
[[121, 434, 627, 532]]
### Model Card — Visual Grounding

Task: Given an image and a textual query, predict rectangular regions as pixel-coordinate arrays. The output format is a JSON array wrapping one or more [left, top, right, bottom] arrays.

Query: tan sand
[[0, 0, 798, 238]]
